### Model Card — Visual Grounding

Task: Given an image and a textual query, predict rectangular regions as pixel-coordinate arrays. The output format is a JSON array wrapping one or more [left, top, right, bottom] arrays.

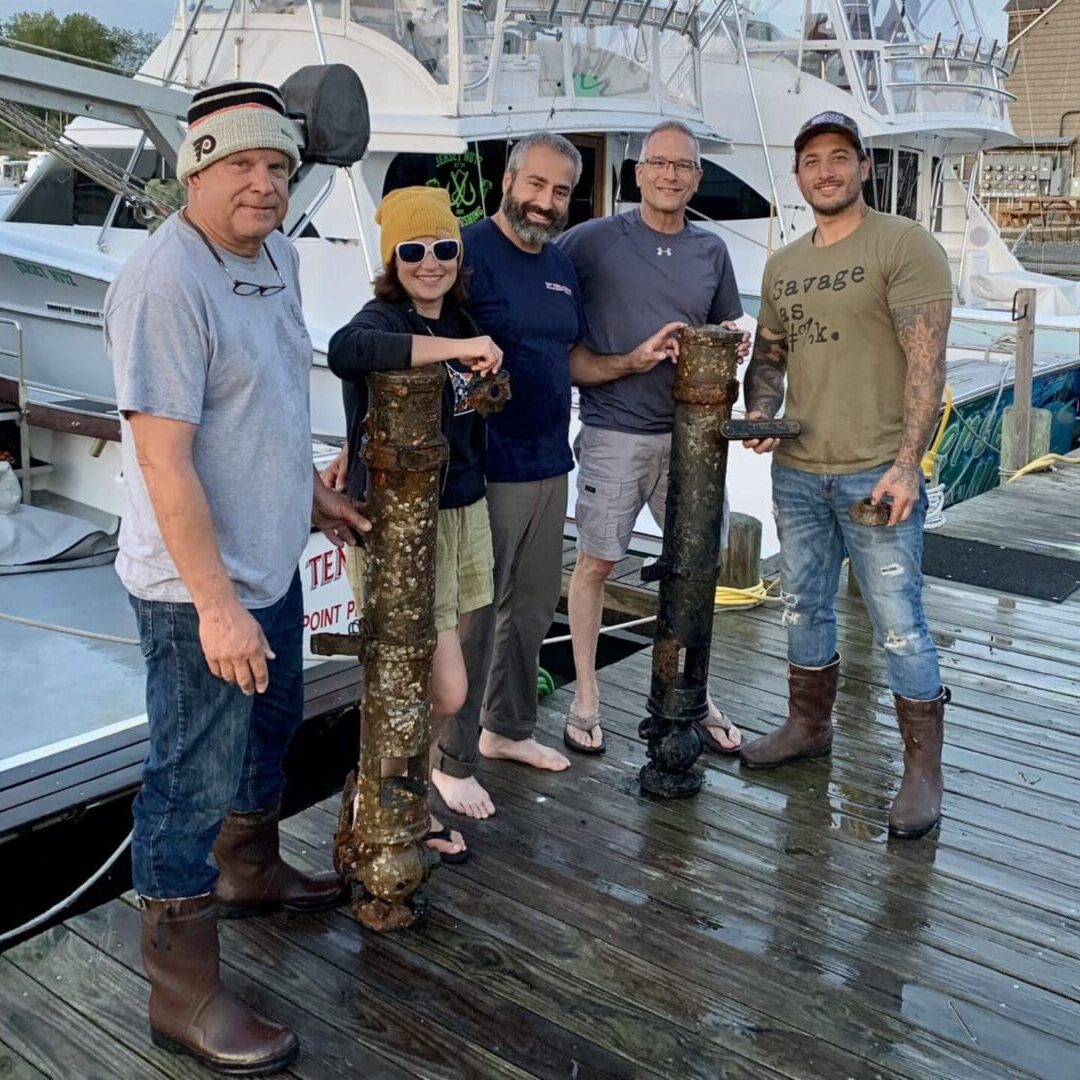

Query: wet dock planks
[[930, 450, 1080, 562], [3, 521, 1080, 1076]]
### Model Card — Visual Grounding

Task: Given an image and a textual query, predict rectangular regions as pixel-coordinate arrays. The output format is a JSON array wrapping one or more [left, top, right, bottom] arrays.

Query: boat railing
[[879, 35, 1016, 116], [0, 317, 30, 506]]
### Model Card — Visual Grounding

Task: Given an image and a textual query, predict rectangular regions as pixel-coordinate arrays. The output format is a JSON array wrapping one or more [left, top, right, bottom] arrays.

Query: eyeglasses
[[184, 211, 287, 297], [395, 239, 461, 264], [641, 157, 700, 177]]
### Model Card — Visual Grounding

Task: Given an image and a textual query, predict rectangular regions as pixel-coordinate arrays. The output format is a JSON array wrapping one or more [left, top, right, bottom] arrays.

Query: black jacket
[[327, 296, 486, 506]]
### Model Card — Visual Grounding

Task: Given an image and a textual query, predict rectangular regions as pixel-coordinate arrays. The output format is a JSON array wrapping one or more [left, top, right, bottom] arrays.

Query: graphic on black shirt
[[446, 362, 475, 416]]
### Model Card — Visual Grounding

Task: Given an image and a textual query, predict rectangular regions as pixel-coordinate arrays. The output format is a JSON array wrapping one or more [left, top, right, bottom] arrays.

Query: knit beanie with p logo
[[177, 80, 301, 184]]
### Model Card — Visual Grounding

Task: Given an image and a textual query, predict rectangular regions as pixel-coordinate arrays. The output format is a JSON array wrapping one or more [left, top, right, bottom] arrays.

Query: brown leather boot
[[213, 804, 345, 919], [140, 894, 298, 1074], [889, 688, 948, 838], [740, 654, 840, 769]]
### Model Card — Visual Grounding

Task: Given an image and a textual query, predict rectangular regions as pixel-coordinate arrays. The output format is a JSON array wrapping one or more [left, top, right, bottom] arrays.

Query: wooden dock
[[3, 465, 1080, 1078]]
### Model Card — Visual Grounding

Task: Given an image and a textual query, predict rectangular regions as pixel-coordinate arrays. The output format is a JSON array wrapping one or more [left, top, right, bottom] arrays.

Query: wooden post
[[718, 512, 762, 590], [1011, 287, 1036, 471]]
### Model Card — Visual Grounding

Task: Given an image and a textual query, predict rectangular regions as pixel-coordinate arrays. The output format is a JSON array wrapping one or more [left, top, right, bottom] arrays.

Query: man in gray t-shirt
[[105, 80, 368, 1075], [558, 120, 747, 758]]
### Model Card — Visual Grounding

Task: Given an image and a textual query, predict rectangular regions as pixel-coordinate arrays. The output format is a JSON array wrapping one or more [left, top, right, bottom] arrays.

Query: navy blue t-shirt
[[463, 218, 581, 483]]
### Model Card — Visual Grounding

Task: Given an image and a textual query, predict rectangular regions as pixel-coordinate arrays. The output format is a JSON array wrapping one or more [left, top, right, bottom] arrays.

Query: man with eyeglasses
[[557, 119, 747, 757], [105, 80, 369, 1074]]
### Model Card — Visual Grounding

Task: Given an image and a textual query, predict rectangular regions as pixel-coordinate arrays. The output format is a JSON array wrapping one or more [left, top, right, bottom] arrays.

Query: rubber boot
[[889, 688, 948, 838], [740, 654, 840, 769], [213, 804, 345, 919], [140, 894, 298, 1075]]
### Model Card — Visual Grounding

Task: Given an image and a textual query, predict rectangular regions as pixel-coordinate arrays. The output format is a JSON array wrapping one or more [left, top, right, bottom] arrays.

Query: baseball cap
[[794, 112, 867, 158]]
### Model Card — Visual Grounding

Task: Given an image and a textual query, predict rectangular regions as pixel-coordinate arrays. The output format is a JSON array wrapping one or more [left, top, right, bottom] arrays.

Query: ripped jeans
[[772, 461, 941, 701]]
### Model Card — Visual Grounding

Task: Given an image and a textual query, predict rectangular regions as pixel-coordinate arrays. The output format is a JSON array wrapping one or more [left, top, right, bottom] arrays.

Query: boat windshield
[[740, 0, 986, 46], [460, 1, 707, 115]]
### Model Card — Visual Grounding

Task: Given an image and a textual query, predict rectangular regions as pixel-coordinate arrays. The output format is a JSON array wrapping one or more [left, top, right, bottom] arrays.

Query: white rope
[[0, 830, 133, 945], [0, 610, 138, 646], [543, 614, 657, 646]]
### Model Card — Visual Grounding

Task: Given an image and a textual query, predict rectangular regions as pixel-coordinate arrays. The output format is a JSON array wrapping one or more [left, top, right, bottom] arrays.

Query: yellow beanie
[[375, 186, 462, 269]]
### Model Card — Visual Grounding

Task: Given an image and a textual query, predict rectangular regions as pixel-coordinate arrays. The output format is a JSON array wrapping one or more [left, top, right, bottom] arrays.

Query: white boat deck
[[0, 563, 144, 772]]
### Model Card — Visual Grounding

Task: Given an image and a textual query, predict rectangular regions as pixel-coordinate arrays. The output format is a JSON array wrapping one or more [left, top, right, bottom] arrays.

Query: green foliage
[[1, 11, 160, 72], [0, 10, 162, 154]]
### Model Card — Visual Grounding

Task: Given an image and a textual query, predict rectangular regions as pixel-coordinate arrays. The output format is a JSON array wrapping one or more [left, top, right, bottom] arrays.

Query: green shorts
[[344, 498, 494, 633]]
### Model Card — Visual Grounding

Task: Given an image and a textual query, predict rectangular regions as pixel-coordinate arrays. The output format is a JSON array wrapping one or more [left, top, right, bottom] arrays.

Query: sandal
[[563, 708, 606, 756], [694, 711, 743, 756], [424, 826, 470, 864]]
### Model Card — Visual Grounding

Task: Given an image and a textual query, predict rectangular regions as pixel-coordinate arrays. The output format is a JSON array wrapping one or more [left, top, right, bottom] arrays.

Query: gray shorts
[[573, 425, 671, 561]]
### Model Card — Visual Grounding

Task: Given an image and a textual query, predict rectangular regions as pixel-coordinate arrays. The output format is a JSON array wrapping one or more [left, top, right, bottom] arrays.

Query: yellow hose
[[1006, 453, 1080, 483], [715, 578, 781, 608], [922, 384, 953, 480]]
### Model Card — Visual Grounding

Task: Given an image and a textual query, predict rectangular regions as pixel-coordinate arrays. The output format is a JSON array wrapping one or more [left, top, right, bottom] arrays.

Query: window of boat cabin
[[617, 158, 771, 221], [349, 1, 450, 83], [383, 138, 602, 231], [8, 148, 170, 229]]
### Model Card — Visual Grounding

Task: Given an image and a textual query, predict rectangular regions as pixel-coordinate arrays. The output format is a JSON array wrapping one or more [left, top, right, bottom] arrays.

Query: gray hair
[[507, 131, 583, 187], [641, 120, 701, 164]]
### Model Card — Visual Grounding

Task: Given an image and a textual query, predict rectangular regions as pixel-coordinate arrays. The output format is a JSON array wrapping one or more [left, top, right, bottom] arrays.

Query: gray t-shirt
[[105, 212, 313, 608], [558, 209, 742, 434]]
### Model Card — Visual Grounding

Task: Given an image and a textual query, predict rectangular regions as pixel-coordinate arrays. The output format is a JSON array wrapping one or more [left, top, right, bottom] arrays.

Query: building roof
[[1004, 0, 1056, 13]]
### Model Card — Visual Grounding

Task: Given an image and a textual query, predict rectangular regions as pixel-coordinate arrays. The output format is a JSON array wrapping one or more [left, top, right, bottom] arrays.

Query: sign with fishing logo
[[427, 150, 493, 226]]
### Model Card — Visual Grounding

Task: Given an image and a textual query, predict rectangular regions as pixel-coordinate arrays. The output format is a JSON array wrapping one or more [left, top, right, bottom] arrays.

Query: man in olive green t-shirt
[[738, 111, 952, 840]]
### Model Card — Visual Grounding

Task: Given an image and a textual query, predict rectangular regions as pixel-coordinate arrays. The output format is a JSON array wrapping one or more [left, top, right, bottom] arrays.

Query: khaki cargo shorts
[[573, 424, 729, 561], [345, 498, 494, 633]]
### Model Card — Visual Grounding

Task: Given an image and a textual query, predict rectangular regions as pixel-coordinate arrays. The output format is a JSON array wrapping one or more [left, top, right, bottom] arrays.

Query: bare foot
[[426, 814, 466, 858], [703, 695, 743, 751], [431, 770, 496, 819], [479, 730, 571, 771]]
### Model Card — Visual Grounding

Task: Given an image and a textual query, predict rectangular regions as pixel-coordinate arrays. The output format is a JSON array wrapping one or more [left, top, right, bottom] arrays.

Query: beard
[[805, 178, 863, 217], [501, 190, 569, 246]]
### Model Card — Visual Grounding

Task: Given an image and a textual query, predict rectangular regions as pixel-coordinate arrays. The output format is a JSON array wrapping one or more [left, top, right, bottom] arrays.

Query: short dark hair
[[373, 254, 472, 306]]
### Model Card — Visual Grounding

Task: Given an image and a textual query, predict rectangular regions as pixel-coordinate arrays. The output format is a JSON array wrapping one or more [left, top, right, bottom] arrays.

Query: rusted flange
[[848, 498, 891, 527]]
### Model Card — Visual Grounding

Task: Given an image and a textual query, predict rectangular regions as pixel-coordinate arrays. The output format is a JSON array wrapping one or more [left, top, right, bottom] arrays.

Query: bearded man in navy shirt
[[430, 132, 583, 818]]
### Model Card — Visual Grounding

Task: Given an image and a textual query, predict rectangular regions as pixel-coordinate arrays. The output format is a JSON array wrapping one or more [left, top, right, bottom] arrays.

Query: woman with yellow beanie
[[327, 186, 502, 862]]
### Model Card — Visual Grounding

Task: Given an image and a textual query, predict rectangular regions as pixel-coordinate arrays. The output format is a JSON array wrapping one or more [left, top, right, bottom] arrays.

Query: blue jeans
[[129, 572, 304, 899], [772, 462, 940, 701]]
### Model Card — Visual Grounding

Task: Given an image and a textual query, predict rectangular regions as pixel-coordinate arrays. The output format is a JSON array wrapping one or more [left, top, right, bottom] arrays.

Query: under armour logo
[[656, 246, 672, 256], [193, 135, 217, 162]]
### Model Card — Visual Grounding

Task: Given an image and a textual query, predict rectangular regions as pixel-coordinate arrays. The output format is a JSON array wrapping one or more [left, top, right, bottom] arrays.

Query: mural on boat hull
[[936, 368, 1080, 506]]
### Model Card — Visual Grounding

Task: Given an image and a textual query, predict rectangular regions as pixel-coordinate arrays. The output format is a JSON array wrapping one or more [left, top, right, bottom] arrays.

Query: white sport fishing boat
[[0, 0, 761, 827]]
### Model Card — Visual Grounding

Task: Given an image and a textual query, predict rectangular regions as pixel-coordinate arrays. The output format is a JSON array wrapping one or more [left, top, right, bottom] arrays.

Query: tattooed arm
[[741, 324, 789, 453], [871, 298, 951, 525]]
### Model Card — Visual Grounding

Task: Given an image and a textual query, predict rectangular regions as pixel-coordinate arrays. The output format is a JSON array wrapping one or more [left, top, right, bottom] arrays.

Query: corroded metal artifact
[[313, 365, 446, 930], [639, 326, 742, 799]]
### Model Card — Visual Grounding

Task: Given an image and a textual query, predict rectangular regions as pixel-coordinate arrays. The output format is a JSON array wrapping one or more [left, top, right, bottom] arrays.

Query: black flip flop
[[694, 717, 743, 756], [425, 826, 470, 864], [563, 718, 606, 756]]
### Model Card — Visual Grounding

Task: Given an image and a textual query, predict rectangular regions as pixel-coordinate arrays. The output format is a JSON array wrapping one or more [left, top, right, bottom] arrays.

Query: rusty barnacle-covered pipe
[[313, 365, 447, 930], [639, 326, 742, 799]]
